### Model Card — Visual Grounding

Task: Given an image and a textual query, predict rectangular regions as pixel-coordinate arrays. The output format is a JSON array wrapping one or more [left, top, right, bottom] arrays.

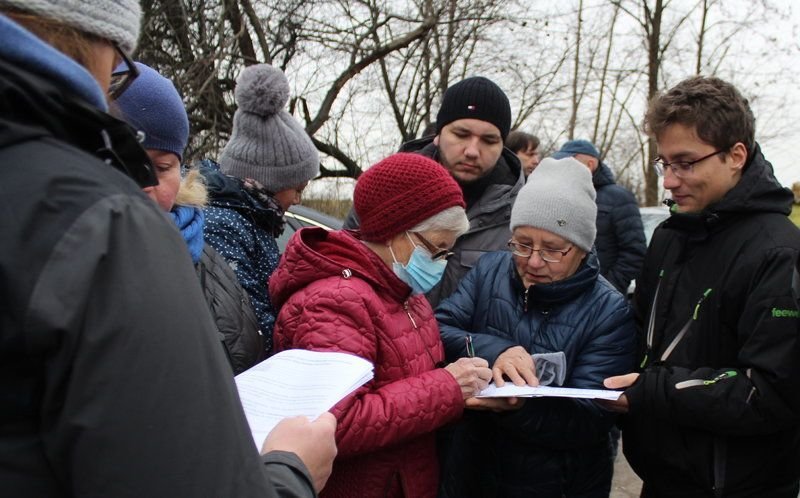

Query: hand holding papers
[[235, 349, 374, 448], [477, 383, 623, 400]]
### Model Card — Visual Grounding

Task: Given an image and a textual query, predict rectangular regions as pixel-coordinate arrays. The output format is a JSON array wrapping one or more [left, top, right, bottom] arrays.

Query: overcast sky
[[749, 1, 799, 187]]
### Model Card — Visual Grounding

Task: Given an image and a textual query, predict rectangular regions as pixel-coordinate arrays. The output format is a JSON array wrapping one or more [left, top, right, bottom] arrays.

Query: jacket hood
[[200, 159, 285, 232], [269, 227, 411, 309], [713, 144, 791, 216], [593, 161, 616, 188], [665, 144, 792, 233]]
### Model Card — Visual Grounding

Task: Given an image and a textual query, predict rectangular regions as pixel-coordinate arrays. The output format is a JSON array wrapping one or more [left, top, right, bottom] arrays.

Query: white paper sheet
[[476, 383, 622, 400], [235, 349, 373, 448]]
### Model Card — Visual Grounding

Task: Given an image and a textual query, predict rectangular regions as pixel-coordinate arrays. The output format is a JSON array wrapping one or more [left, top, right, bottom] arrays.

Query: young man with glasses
[[603, 76, 800, 497], [436, 157, 636, 498]]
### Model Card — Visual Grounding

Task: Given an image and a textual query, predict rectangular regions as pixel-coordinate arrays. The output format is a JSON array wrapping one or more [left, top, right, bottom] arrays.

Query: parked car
[[627, 206, 671, 297], [639, 205, 670, 245], [276, 204, 343, 252]]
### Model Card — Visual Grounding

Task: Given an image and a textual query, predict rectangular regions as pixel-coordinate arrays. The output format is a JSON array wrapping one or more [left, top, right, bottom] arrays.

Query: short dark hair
[[644, 76, 755, 154], [506, 131, 540, 154]]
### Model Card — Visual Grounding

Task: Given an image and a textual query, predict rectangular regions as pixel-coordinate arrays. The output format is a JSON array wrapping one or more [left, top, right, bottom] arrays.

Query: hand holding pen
[[465, 334, 475, 358], [443, 334, 491, 399]]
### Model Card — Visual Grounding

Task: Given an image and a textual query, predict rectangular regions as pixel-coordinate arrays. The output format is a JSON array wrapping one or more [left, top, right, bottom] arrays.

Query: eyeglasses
[[411, 232, 454, 261], [507, 240, 573, 263], [653, 148, 728, 178], [108, 43, 139, 100]]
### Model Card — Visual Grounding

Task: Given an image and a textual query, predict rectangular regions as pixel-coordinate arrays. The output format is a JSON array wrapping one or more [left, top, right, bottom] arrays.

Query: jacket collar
[[592, 161, 615, 188], [200, 159, 285, 235], [509, 249, 601, 308]]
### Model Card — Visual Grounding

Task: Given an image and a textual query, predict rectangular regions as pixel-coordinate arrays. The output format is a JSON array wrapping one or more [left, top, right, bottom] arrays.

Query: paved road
[[610, 445, 642, 498]]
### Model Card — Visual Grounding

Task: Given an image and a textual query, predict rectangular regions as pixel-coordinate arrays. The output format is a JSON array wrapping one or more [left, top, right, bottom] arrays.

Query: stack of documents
[[477, 383, 622, 400], [235, 349, 374, 448]]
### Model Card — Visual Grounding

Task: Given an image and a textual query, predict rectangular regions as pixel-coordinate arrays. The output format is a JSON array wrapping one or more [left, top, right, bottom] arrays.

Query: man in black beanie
[[345, 76, 524, 307]]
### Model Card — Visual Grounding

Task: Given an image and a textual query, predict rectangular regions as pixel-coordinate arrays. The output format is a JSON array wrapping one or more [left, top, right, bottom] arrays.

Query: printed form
[[235, 349, 373, 448]]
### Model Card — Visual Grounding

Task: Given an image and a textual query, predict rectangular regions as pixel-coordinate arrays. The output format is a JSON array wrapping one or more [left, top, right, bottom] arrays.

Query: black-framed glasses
[[108, 43, 139, 100], [411, 232, 454, 262], [653, 148, 728, 178], [507, 240, 573, 263]]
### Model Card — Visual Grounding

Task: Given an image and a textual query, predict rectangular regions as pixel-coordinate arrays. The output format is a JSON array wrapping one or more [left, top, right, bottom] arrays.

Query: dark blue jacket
[[593, 162, 646, 294], [200, 160, 284, 354], [436, 250, 636, 497]]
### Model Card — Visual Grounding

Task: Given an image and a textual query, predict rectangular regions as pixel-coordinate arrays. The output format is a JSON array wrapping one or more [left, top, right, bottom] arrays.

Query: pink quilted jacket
[[270, 228, 464, 498]]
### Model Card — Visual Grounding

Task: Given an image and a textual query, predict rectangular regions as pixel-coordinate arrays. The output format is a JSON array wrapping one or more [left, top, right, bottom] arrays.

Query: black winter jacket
[[593, 162, 646, 293], [623, 146, 800, 497], [0, 19, 314, 497], [197, 244, 265, 374]]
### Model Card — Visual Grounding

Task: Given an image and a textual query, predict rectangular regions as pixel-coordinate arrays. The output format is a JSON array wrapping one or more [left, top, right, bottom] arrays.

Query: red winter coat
[[270, 228, 464, 498]]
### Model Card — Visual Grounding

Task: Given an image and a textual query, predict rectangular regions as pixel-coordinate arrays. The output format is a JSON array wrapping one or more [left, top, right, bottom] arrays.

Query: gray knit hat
[[219, 64, 319, 192], [510, 157, 597, 252], [0, 0, 141, 54]]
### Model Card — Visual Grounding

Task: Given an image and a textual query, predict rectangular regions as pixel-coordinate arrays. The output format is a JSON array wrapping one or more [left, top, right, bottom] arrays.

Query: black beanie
[[436, 76, 511, 140]]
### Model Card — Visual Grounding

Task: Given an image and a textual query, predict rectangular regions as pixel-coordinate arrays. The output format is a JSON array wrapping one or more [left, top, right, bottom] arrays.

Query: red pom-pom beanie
[[355, 153, 466, 242]]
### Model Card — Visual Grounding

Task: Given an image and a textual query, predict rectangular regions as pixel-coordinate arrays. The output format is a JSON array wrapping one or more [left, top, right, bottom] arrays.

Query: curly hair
[[644, 76, 755, 154]]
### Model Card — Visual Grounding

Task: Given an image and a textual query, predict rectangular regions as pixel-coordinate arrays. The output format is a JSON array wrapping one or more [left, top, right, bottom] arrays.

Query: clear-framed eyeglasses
[[507, 240, 573, 263], [652, 148, 728, 178], [108, 43, 140, 100]]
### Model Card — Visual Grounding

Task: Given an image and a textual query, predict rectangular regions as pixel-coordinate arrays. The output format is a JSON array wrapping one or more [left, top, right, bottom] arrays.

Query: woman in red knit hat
[[269, 152, 494, 498]]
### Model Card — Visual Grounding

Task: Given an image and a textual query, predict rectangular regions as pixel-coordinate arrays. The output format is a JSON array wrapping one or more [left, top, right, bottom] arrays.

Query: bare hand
[[492, 346, 538, 387], [597, 373, 640, 414], [465, 396, 525, 412], [444, 357, 493, 399], [260, 412, 338, 492]]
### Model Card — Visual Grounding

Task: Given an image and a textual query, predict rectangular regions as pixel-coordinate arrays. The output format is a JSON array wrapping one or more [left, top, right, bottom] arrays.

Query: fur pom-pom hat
[[219, 64, 319, 193]]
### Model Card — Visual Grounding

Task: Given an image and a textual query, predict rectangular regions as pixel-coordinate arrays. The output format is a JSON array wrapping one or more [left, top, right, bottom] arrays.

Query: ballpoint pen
[[465, 334, 475, 358]]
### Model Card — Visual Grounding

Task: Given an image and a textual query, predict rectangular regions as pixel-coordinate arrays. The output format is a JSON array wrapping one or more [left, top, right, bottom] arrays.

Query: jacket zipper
[[524, 287, 529, 312], [404, 300, 443, 368], [641, 270, 664, 368], [403, 301, 418, 329], [659, 287, 713, 362]]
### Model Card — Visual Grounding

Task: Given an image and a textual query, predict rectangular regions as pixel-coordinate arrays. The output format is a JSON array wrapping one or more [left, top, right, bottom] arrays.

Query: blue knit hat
[[551, 139, 600, 160], [114, 62, 189, 160]]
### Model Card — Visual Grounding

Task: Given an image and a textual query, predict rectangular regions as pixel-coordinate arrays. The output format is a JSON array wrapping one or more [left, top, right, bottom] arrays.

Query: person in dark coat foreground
[[0, 1, 335, 496]]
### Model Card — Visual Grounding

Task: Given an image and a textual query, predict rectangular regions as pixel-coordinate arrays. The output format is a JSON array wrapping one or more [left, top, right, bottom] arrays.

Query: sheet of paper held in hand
[[477, 384, 622, 400], [235, 349, 374, 448]]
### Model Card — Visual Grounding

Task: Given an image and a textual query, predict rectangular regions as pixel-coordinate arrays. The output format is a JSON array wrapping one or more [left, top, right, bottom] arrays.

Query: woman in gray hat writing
[[436, 157, 636, 498]]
